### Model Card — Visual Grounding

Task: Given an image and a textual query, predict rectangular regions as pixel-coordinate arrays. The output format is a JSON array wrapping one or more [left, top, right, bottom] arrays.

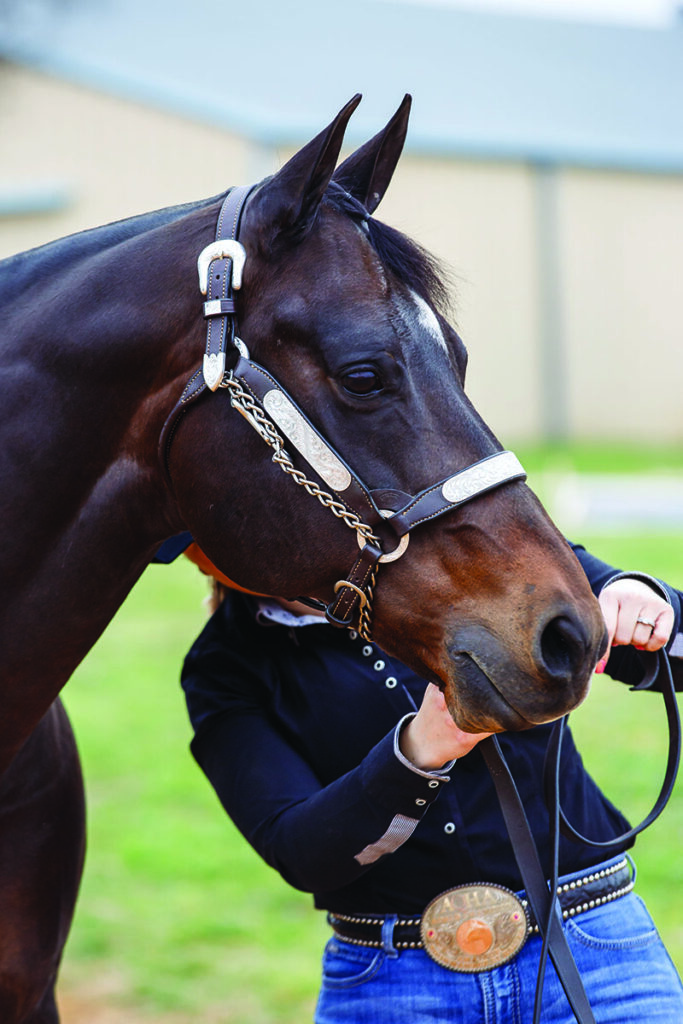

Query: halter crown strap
[[199, 185, 254, 391], [159, 185, 254, 475]]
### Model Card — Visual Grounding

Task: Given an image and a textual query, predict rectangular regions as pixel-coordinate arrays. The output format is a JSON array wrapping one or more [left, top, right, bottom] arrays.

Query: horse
[[0, 700, 85, 1023], [0, 94, 607, 1020]]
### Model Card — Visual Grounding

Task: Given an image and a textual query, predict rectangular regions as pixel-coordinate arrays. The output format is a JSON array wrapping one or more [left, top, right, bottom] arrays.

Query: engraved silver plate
[[263, 390, 352, 492], [203, 299, 224, 317], [441, 452, 525, 506]]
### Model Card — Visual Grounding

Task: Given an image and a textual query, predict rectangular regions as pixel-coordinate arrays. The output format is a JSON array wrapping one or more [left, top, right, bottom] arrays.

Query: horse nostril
[[539, 614, 588, 680]]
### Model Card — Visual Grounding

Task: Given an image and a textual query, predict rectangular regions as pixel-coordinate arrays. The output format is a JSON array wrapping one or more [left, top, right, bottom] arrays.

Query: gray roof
[[2, 0, 683, 171]]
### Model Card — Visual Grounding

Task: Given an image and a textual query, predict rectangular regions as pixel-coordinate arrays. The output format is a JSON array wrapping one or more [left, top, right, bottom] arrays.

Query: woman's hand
[[399, 683, 492, 771], [596, 577, 674, 673]]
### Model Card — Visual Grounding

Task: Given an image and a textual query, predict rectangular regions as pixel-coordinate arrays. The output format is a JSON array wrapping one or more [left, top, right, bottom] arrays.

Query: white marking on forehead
[[408, 290, 448, 354]]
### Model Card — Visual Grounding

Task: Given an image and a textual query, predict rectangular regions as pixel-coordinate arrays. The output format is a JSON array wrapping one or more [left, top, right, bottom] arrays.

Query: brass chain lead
[[220, 373, 381, 636], [358, 565, 378, 642]]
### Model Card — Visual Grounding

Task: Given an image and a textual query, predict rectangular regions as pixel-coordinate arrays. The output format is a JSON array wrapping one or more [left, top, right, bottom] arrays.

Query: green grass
[[59, 559, 328, 1022], [515, 441, 683, 477], [58, 445, 682, 1020], [567, 531, 683, 970]]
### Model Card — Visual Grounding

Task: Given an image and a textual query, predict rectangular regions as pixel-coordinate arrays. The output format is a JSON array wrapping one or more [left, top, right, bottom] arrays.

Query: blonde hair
[[205, 579, 229, 614]]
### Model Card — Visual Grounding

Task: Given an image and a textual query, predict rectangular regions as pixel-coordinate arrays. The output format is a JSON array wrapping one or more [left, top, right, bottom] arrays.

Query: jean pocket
[[566, 892, 660, 951], [321, 938, 386, 990]]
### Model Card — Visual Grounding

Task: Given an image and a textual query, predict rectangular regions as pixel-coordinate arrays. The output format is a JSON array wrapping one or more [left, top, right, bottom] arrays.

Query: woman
[[181, 544, 683, 1023]]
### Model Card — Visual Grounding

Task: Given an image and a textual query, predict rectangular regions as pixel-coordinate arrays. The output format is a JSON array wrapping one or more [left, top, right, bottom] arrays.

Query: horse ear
[[332, 94, 412, 214], [248, 94, 362, 245]]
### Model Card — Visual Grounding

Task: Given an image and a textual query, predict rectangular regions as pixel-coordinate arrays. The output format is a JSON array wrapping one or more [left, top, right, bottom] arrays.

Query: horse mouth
[[447, 652, 538, 733]]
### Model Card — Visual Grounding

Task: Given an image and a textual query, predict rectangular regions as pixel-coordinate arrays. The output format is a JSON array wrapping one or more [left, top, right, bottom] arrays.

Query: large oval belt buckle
[[420, 883, 529, 972]]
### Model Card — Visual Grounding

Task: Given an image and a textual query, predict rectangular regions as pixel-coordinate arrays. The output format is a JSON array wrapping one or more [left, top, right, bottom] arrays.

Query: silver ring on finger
[[636, 616, 656, 630]]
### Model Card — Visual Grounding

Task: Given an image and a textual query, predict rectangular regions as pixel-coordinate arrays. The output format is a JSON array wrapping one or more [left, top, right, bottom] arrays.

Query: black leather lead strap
[[482, 649, 680, 1024], [481, 736, 597, 1024], [547, 649, 680, 850]]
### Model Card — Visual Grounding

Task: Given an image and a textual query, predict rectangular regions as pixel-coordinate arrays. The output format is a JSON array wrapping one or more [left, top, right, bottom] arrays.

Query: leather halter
[[159, 186, 527, 634]]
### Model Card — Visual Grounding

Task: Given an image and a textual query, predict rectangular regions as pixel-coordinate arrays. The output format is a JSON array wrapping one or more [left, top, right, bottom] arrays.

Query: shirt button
[[444, 822, 456, 834], [385, 677, 397, 688], [362, 645, 373, 657], [374, 659, 385, 672], [415, 798, 427, 806], [428, 780, 440, 789]]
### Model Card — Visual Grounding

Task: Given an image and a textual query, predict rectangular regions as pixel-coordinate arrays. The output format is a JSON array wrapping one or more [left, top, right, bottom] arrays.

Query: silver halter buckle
[[197, 239, 247, 295]]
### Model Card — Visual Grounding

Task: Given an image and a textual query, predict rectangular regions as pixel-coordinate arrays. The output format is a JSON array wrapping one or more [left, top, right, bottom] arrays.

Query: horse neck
[[0, 200, 226, 772], [64, 199, 219, 383], [16, 199, 222, 492], [1, 199, 222, 593]]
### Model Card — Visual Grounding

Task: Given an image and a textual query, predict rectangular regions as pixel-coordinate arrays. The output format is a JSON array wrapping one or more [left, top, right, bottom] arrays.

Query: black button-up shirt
[[181, 545, 682, 916]]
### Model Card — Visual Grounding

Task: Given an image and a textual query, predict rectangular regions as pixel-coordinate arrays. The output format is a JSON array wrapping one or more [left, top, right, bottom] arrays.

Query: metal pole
[[533, 161, 568, 441]]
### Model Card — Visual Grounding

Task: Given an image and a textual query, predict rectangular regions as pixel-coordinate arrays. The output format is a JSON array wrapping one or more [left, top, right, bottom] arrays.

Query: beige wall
[[0, 64, 255, 253], [380, 156, 683, 445], [378, 154, 542, 444], [2, 64, 681, 443], [560, 168, 683, 442]]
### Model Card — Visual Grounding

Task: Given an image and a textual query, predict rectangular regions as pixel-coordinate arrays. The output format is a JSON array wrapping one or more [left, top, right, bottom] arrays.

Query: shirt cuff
[[393, 713, 455, 780], [599, 570, 671, 605], [600, 570, 683, 658]]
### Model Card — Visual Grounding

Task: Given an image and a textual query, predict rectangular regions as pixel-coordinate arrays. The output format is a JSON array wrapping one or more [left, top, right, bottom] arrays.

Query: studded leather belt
[[327, 857, 633, 973]]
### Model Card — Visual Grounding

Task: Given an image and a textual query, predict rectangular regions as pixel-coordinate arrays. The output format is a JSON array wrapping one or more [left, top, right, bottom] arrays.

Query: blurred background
[[1, 0, 681, 1020]]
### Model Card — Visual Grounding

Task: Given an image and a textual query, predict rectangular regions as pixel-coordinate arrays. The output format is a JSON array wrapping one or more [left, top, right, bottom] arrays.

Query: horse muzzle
[[445, 614, 605, 732]]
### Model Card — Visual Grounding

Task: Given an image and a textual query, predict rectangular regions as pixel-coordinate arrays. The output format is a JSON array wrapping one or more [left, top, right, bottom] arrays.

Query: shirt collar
[[255, 598, 328, 629]]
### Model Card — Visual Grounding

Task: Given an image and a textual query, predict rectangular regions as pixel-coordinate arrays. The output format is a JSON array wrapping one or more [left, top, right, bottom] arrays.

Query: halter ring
[[357, 511, 410, 564]]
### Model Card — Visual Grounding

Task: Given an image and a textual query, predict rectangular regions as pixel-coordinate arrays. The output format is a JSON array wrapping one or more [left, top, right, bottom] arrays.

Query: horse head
[[165, 95, 607, 733]]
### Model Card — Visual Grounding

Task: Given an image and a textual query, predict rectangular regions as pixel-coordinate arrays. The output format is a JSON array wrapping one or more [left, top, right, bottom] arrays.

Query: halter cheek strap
[[223, 349, 526, 628]]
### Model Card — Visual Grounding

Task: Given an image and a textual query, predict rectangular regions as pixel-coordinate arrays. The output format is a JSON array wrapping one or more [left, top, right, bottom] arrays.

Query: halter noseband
[[160, 186, 527, 638]]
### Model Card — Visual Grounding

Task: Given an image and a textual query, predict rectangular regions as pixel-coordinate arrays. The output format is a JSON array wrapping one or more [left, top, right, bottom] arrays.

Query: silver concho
[[203, 351, 226, 391], [263, 390, 352, 493]]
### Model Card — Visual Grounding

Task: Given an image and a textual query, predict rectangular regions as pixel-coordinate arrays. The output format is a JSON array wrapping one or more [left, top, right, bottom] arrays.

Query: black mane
[[324, 181, 451, 317], [0, 196, 218, 301], [2, 184, 452, 317]]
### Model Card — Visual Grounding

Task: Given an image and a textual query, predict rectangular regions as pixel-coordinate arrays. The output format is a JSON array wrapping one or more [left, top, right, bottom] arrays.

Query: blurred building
[[1, 0, 682, 443]]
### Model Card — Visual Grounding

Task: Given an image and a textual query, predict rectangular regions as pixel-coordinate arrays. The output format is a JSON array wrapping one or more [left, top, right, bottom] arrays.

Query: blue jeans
[[316, 865, 683, 1023]]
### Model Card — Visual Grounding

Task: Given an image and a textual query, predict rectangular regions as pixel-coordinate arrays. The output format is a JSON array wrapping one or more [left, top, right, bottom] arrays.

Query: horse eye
[[340, 367, 383, 397]]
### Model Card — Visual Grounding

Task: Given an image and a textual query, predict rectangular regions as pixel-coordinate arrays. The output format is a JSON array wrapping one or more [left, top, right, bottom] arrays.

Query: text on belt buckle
[[420, 883, 529, 972]]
